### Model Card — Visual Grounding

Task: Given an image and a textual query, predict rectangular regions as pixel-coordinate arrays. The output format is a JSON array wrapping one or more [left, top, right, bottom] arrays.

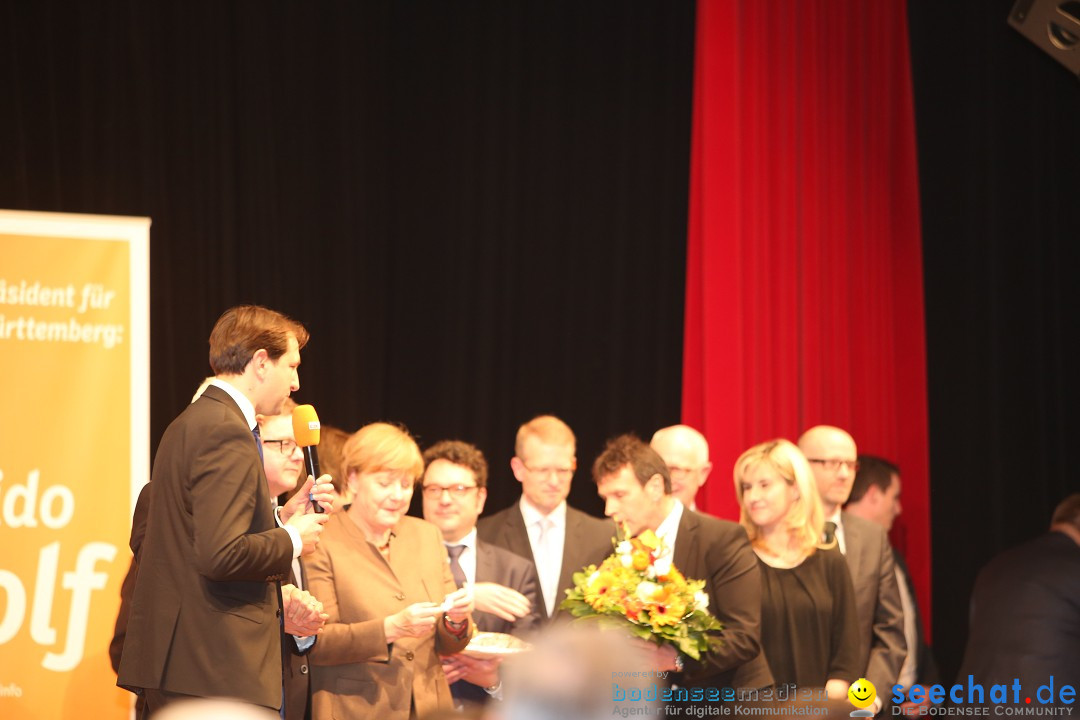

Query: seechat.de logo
[[891, 676, 1076, 715]]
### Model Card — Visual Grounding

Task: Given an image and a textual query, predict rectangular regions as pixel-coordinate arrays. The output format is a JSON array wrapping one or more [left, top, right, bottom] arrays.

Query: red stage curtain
[[684, 0, 930, 633]]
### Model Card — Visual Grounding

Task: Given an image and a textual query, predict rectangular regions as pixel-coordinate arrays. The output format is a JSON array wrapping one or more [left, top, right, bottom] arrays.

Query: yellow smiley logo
[[848, 678, 877, 709]]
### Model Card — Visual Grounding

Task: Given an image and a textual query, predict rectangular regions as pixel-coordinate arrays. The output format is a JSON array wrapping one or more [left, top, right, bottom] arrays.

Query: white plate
[[461, 631, 532, 659]]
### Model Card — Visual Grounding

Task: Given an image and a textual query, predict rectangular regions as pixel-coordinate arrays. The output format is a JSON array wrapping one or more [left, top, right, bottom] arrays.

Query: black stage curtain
[[909, 0, 1080, 681], [2, 0, 696, 519]]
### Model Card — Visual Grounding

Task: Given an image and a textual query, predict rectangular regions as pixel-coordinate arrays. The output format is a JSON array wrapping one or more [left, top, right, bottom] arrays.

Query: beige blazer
[[306, 513, 470, 720]]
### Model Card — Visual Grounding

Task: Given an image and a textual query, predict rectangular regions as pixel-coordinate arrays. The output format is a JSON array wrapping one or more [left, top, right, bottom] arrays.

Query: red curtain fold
[[684, 0, 931, 635]]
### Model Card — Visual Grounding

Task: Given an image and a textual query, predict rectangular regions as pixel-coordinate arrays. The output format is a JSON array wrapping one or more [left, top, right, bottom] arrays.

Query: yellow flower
[[635, 530, 662, 552], [631, 549, 651, 571], [659, 564, 686, 586], [584, 570, 621, 610]]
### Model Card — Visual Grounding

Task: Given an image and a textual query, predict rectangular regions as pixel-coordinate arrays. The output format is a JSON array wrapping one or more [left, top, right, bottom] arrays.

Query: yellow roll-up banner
[[0, 210, 149, 720]]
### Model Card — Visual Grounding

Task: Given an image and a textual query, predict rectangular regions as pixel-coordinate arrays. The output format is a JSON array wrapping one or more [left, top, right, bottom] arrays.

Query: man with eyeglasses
[[420, 440, 542, 708], [477, 415, 614, 621], [257, 401, 337, 720], [650, 424, 713, 511], [798, 425, 906, 715]]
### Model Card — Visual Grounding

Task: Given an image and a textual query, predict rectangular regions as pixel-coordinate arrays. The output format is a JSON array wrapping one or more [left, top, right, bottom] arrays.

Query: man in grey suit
[[847, 455, 938, 710], [477, 415, 614, 622], [799, 426, 906, 714], [421, 439, 543, 707]]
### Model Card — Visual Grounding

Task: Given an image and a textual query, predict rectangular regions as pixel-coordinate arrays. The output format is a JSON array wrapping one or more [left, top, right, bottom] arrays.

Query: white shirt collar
[[446, 527, 478, 551], [209, 377, 257, 430], [519, 496, 567, 529], [655, 498, 684, 549]]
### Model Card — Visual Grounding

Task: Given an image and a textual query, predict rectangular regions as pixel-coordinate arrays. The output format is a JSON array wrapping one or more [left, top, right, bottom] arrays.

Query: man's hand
[[440, 653, 501, 688], [279, 475, 336, 525], [285, 510, 328, 556], [629, 637, 679, 672], [473, 582, 531, 622], [282, 583, 328, 636], [384, 602, 443, 643]]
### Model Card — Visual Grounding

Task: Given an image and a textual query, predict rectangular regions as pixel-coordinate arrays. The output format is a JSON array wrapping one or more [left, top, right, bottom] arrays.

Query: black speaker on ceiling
[[1009, 0, 1080, 76]]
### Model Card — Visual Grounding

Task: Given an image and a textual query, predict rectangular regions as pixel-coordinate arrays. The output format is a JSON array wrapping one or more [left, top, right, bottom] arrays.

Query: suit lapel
[[475, 540, 496, 584], [501, 506, 534, 561], [841, 511, 867, 577], [673, 510, 700, 577]]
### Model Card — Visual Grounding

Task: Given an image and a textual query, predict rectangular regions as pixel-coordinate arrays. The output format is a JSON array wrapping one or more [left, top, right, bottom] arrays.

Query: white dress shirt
[[520, 497, 567, 617]]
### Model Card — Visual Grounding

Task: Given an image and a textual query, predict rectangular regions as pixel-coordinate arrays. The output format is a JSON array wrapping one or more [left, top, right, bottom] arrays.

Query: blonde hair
[[342, 422, 424, 481], [733, 439, 825, 557], [515, 415, 576, 457]]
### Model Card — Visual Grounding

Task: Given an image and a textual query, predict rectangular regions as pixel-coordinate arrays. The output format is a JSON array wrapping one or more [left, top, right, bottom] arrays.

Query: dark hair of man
[[591, 434, 671, 494], [1051, 493, 1080, 531], [208, 305, 309, 375], [848, 455, 900, 505], [423, 439, 489, 489]]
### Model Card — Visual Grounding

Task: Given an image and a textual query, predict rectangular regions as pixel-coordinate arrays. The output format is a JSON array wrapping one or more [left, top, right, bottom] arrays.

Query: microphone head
[[292, 404, 321, 447]]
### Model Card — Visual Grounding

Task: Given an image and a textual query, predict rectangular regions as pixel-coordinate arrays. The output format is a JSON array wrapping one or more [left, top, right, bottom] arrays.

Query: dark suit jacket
[[472, 539, 544, 635], [671, 510, 774, 690], [452, 539, 544, 706], [893, 549, 938, 686], [956, 531, 1080, 694], [284, 560, 313, 720], [117, 385, 295, 709], [841, 512, 907, 699], [477, 502, 614, 621], [109, 482, 151, 674]]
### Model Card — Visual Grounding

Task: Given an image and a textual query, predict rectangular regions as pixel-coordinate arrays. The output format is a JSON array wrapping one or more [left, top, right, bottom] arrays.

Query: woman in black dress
[[733, 439, 860, 696]]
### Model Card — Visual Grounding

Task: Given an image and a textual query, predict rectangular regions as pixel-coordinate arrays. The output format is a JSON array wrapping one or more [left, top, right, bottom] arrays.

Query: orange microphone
[[292, 404, 324, 513]]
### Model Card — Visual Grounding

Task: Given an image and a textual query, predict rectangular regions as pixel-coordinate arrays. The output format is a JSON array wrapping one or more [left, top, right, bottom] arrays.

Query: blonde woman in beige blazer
[[306, 423, 473, 720]]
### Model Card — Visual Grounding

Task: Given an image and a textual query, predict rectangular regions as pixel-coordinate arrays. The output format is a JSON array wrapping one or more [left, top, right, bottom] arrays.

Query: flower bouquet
[[560, 527, 723, 660]]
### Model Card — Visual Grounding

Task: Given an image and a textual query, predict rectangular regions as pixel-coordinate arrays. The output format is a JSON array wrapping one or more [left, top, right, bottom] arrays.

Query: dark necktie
[[252, 424, 264, 463], [446, 544, 467, 588], [824, 520, 837, 545]]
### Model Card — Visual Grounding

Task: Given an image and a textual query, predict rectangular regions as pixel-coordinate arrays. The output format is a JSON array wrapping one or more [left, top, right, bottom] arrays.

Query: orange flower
[[645, 585, 687, 628]]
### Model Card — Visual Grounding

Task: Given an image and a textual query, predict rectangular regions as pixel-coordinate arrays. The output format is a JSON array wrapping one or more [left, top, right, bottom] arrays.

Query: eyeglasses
[[521, 464, 574, 480], [421, 484, 479, 499], [667, 465, 703, 477], [807, 458, 860, 473], [262, 438, 299, 456]]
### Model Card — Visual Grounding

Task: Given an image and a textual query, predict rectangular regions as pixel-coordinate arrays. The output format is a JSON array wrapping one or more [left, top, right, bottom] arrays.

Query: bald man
[[798, 426, 905, 713], [650, 425, 713, 511]]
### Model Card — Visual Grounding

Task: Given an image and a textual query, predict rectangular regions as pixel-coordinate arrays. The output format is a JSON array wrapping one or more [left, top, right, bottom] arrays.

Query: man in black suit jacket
[[592, 434, 773, 692], [477, 415, 614, 622], [421, 439, 544, 707], [259, 407, 330, 720], [847, 455, 938, 705], [956, 494, 1080, 705], [800, 426, 906, 714], [117, 306, 329, 715]]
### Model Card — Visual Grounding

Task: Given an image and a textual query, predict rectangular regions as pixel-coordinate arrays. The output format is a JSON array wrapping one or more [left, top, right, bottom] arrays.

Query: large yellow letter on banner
[[0, 210, 149, 720]]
